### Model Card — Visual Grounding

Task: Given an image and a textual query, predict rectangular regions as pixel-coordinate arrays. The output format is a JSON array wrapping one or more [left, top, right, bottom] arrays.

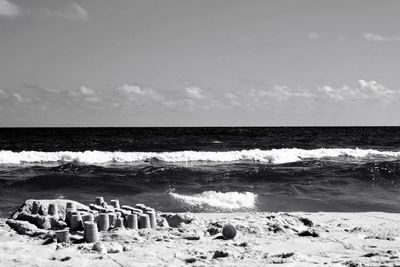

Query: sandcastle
[[6, 197, 166, 244], [70, 197, 158, 243]]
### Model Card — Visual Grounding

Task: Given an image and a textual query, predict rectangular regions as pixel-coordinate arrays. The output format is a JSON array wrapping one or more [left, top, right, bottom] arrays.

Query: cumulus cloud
[[115, 84, 170, 109], [0, 89, 31, 103], [66, 86, 100, 102], [0, 89, 7, 99], [249, 85, 313, 100], [2, 80, 397, 112], [318, 80, 395, 101], [0, 0, 20, 17], [79, 86, 95, 96], [225, 92, 237, 100], [224, 92, 242, 107], [185, 87, 205, 99], [12, 93, 23, 102], [117, 84, 147, 96], [0, 1, 89, 20], [22, 84, 61, 94], [363, 32, 400, 42], [308, 32, 320, 40], [41, 2, 89, 21]]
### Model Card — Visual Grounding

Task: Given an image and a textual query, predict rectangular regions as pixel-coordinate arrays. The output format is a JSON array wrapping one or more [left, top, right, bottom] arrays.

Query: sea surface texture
[[0, 127, 399, 217]]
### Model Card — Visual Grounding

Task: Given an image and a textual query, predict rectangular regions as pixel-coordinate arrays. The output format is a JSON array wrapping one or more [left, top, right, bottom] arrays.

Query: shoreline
[[1, 211, 400, 266]]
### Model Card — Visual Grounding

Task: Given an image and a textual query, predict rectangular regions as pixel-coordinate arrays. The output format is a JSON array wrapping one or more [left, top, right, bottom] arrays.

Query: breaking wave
[[170, 191, 257, 210], [1, 148, 400, 165]]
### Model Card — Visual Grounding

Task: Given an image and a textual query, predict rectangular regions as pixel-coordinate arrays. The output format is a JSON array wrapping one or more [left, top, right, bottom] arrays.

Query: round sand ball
[[222, 224, 237, 239]]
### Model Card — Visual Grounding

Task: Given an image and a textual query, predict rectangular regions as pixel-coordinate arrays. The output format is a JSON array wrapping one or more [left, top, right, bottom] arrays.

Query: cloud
[[225, 92, 237, 100], [12, 93, 23, 102], [358, 80, 394, 96], [308, 32, 320, 40], [0, 89, 7, 99], [41, 2, 89, 21], [0, 0, 20, 17], [2, 80, 397, 112], [22, 84, 61, 93], [224, 92, 242, 107], [185, 87, 205, 99], [79, 86, 95, 96], [0, 1, 89, 21], [249, 85, 313, 100], [117, 84, 147, 96], [318, 80, 395, 101], [115, 84, 172, 109], [66, 86, 100, 102], [363, 32, 400, 42]]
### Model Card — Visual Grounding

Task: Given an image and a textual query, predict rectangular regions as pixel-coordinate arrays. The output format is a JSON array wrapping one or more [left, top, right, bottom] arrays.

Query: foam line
[[0, 148, 400, 165]]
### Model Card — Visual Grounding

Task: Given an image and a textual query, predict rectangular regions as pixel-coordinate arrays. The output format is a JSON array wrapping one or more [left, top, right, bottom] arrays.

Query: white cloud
[[117, 84, 147, 96], [41, 2, 89, 21], [318, 80, 395, 101], [0, 0, 20, 17], [308, 32, 320, 40], [79, 86, 95, 96], [69, 2, 89, 20], [0, 1, 89, 20], [67, 86, 100, 102], [363, 32, 400, 42], [224, 92, 242, 107], [185, 87, 205, 99], [0, 89, 7, 99], [225, 92, 237, 100], [249, 85, 313, 100], [116, 84, 170, 108], [12, 93, 25, 102], [358, 80, 394, 96]]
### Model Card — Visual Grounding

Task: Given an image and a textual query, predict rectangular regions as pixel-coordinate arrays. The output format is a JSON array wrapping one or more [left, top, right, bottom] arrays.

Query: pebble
[[213, 251, 229, 259], [92, 242, 107, 254]]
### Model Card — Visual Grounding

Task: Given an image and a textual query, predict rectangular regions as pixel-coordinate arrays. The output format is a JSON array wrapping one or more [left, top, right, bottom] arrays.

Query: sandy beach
[[1, 207, 400, 266]]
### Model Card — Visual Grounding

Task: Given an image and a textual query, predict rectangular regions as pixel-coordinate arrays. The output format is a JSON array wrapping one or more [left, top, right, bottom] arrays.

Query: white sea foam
[[170, 191, 257, 210], [0, 148, 400, 165]]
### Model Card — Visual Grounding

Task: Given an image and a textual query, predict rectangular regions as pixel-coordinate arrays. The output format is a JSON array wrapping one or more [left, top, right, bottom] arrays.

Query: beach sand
[[1, 210, 400, 266]]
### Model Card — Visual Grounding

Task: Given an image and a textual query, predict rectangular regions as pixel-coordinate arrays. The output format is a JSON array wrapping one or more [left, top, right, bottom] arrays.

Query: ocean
[[0, 127, 399, 217]]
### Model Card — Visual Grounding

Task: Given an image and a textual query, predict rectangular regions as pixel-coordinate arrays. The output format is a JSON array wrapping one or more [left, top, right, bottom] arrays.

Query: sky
[[1, 0, 400, 126]]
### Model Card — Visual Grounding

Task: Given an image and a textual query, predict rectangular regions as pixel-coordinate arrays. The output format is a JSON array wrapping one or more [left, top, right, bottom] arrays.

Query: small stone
[[106, 242, 124, 253], [213, 250, 229, 259], [92, 242, 107, 254], [298, 229, 319, 237], [207, 227, 220, 236], [123, 245, 133, 252], [60, 256, 71, 262], [238, 242, 248, 247], [184, 235, 201, 240], [362, 252, 379, 258], [298, 217, 313, 227], [185, 258, 196, 263]]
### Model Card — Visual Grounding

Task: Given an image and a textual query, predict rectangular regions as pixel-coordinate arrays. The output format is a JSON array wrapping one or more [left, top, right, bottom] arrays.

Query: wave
[[1, 148, 400, 165], [170, 191, 257, 210]]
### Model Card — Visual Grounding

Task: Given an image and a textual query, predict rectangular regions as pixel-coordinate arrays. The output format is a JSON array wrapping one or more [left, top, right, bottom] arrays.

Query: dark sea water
[[1, 127, 400, 217]]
